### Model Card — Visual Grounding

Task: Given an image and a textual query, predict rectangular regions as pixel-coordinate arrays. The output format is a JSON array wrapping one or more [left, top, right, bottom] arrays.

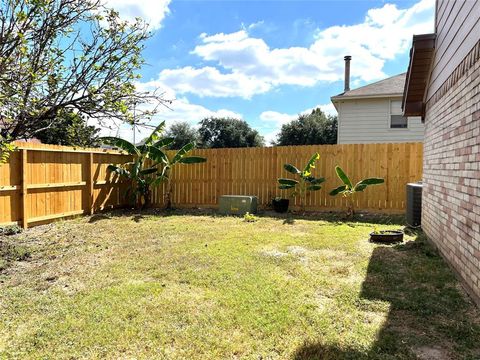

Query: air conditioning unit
[[406, 182, 423, 227], [218, 195, 258, 215]]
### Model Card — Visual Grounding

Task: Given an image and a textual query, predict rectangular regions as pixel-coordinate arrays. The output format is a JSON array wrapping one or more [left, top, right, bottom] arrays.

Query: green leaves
[[104, 124, 206, 209], [334, 166, 353, 189], [171, 142, 195, 164], [355, 178, 384, 187], [143, 121, 166, 146], [303, 152, 320, 176], [101, 137, 139, 156], [1, 0, 170, 144], [277, 153, 325, 210], [139, 167, 158, 175], [279, 184, 295, 190], [0, 141, 16, 164], [107, 164, 130, 178], [171, 143, 206, 164], [151, 175, 168, 187], [306, 177, 325, 185], [284, 164, 301, 175], [278, 178, 299, 186], [329, 165, 384, 216], [354, 184, 368, 192], [148, 146, 168, 165], [153, 137, 175, 148], [330, 167, 384, 196], [353, 178, 384, 192], [329, 185, 346, 196]]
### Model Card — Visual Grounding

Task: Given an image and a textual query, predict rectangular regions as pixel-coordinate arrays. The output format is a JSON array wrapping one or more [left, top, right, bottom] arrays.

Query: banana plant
[[329, 165, 384, 217], [102, 121, 206, 209], [277, 153, 325, 212]]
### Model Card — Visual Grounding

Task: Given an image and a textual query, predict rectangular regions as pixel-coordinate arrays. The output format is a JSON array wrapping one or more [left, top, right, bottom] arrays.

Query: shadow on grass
[[283, 217, 296, 225], [293, 232, 480, 360], [87, 208, 160, 223], [88, 214, 112, 223], [87, 207, 406, 227]]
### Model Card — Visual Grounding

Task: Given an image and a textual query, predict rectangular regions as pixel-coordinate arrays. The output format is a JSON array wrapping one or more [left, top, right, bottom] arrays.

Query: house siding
[[336, 97, 424, 144], [422, 46, 480, 305], [428, 0, 480, 100]]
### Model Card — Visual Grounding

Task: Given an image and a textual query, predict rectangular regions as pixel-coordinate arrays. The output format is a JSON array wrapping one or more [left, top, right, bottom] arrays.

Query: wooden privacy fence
[[0, 142, 423, 228], [0, 142, 132, 228]]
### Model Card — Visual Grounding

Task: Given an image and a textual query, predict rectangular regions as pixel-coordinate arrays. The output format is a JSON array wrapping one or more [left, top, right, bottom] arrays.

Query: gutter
[[331, 93, 404, 102]]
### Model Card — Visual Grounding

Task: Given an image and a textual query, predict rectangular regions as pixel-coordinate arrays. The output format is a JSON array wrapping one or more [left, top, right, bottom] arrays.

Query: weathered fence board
[[0, 142, 423, 228]]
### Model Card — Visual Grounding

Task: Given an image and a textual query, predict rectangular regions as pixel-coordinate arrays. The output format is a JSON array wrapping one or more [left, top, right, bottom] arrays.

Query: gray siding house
[[332, 59, 424, 144]]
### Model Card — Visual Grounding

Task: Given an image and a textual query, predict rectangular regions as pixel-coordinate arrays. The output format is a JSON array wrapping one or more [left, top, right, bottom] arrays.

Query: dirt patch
[[260, 246, 311, 260], [260, 248, 288, 258], [286, 246, 308, 256], [315, 292, 334, 311], [413, 346, 450, 360], [0, 240, 30, 272]]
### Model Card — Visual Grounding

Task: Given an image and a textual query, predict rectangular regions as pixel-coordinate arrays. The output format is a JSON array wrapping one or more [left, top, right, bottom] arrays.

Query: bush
[[0, 224, 23, 236], [243, 212, 258, 222]]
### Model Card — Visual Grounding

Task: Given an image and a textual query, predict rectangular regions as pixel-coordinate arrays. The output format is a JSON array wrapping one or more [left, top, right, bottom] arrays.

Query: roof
[[331, 73, 407, 101], [402, 33, 436, 118]]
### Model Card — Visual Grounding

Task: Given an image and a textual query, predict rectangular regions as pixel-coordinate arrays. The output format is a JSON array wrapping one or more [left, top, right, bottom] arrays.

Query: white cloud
[[156, 97, 242, 126], [102, 0, 171, 29], [259, 111, 295, 127], [158, 66, 271, 99], [97, 81, 243, 142], [258, 103, 337, 144], [154, 0, 434, 98], [134, 98, 241, 142]]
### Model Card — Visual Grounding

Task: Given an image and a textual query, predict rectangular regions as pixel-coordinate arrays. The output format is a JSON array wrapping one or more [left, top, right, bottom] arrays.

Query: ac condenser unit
[[406, 182, 423, 227], [218, 195, 258, 215]]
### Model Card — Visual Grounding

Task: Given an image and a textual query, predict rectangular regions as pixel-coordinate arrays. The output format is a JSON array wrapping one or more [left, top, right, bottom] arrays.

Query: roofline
[[331, 93, 404, 102], [331, 72, 406, 101], [402, 33, 436, 118]]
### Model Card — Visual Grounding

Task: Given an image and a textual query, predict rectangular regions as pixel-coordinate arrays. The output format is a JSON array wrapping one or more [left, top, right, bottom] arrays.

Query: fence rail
[[0, 142, 423, 228]]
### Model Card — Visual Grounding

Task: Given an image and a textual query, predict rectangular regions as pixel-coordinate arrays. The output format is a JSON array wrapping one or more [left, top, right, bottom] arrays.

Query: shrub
[[243, 212, 258, 222], [0, 224, 23, 236]]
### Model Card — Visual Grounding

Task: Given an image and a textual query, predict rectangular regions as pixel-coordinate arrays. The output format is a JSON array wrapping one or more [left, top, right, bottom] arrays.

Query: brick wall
[[423, 56, 480, 305]]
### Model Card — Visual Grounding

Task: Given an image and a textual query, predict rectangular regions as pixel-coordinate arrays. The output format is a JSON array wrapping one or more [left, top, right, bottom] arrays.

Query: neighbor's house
[[331, 56, 424, 144], [403, 0, 480, 305]]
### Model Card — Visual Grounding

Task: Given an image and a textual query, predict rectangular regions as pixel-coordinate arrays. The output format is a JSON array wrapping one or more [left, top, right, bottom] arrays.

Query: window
[[390, 100, 408, 129], [390, 115, 408, 128]]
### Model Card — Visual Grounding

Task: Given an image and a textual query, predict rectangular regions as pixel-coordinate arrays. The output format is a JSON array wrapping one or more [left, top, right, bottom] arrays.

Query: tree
[[103, 121, 206, 209], [275, 108, 338, 146], [164, 121, 199, 150], [198, 117, 264, 148], [35, 110, 100, 147], [0, 0, 166, 148]]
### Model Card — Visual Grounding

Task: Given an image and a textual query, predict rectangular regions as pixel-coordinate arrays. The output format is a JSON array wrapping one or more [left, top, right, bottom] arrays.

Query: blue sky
[[103, 0, 435, 143]]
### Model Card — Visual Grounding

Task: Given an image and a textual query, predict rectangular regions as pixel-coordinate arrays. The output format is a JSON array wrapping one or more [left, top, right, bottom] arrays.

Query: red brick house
[[403, 1, 480, 305]]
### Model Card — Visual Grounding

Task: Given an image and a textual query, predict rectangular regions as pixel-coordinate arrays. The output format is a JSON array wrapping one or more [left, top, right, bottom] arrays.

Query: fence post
[[215, 149, 221, 204], [87, 152, 94, 215], [20, 149, 28, 229]]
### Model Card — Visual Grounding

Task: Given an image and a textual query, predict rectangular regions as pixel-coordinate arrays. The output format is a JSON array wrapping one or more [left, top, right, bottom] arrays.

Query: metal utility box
[[406, 182, 423, 227], [218, 195, 258, 215]]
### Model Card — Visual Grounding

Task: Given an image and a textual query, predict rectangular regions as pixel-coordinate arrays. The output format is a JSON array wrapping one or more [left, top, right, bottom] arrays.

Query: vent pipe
[[344, 55, 351, 92]]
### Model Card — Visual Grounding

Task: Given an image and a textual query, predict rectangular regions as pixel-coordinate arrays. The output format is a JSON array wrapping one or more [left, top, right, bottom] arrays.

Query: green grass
[[0, 211, 479, 359]]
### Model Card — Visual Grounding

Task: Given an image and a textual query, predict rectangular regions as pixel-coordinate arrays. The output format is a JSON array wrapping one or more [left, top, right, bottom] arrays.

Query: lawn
[[1, 211, 479, 359]]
